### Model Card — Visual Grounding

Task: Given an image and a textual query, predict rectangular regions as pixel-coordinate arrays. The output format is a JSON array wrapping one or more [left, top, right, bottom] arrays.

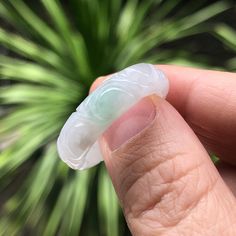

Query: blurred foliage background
[[0, 0, 235, 235]]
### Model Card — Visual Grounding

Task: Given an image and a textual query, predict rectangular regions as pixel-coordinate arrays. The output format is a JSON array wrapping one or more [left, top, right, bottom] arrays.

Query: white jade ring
[[57, 63, 169, 170]]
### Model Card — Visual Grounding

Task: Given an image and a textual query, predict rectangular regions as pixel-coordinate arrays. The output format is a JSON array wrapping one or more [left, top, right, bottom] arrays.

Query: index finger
[[159, 65, 236, 165], [91, 65, 236, 165]]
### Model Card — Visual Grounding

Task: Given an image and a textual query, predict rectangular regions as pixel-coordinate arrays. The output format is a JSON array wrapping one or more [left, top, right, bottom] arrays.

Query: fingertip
[[89, 76, 108, 94]]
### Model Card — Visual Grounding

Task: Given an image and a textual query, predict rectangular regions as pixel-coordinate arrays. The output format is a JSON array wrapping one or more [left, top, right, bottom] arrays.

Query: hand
[[91, 65, 236, 236]]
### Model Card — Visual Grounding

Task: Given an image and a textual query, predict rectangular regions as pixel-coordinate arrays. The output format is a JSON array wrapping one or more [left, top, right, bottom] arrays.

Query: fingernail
[[103, 96, 157, 151]]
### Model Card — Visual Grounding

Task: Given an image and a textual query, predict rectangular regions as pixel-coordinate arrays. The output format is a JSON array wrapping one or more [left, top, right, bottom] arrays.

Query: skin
[[90, 65, 236, 236]]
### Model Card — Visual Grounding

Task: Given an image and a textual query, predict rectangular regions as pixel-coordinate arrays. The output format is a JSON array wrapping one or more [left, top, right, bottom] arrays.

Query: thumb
[[100, 96, 236, 235]]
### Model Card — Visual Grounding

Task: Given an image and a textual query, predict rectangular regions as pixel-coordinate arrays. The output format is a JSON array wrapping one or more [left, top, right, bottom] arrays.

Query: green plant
[[0, 0, 234, 235]]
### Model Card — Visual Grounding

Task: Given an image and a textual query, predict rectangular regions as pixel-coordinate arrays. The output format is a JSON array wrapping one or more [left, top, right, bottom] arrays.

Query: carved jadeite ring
[[57, 63, 169, 170]]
